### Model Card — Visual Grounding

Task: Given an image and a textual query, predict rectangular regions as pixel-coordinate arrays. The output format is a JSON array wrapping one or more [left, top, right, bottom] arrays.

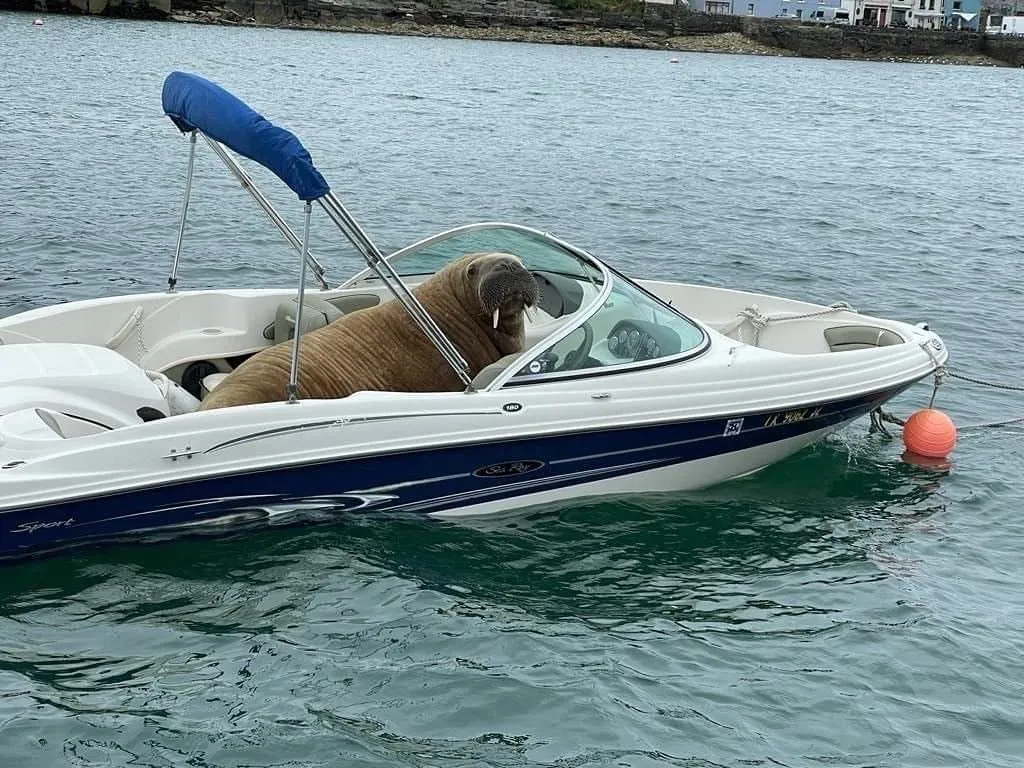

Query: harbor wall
[[740, 18, 1017, 63], [29, 0, 170, 16], [982, 32, 1024, 66], [742, 19, 977, 59], [7, 0, 1024, 67]]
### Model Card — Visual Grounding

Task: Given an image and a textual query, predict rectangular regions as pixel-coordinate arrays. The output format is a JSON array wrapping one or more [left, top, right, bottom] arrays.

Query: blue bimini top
[[161, 71, 330, 202]]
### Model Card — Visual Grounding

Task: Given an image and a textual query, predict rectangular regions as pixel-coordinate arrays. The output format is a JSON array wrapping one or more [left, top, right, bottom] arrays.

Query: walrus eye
[[468, 265, 478, 277]]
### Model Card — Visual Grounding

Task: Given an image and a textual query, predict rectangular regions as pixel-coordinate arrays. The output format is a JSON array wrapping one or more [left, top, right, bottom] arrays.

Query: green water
[[1, 11, 1023, 766]]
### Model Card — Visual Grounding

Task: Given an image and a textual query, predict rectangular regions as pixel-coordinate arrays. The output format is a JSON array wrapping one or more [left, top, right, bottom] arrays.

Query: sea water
[[1, 12, 1023, 766]]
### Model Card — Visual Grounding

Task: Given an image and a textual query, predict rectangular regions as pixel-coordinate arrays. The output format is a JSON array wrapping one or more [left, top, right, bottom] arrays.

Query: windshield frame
[[340, 222, 709, 392], [495, 259, 711, 389]]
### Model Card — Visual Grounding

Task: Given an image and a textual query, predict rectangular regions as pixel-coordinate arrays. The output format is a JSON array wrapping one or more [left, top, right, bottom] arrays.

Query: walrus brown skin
[[198, 252, 539, 410]]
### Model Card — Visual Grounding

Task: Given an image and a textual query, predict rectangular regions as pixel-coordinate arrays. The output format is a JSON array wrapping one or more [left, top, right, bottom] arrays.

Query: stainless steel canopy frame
[[167, 131, 330, 292], [166, 129, 474, 397]]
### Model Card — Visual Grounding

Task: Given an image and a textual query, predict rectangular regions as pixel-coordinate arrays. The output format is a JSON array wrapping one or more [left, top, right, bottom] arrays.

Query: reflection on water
[[0, 436, 957, 767], [320, 439, 947, 626], [2, 10, 1023, 767], [0, 436, 944, 626]]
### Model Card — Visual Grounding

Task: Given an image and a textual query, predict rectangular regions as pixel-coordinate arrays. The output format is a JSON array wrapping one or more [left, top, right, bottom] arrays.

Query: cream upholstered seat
[[471, 353, 523, 389], [200, 295, 349, 399], [201, 372, 231, 398], [264, 295, 345, 345], [824, 325, 904, 352]]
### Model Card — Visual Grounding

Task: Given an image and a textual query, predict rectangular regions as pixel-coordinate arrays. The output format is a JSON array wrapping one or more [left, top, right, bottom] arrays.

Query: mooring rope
[[943, 367, 1024, 429], [719, 302, 855, 346], [946, 369, 1024, 393], [872, 365, 1024, 435], [957, 415, 1024, 431]]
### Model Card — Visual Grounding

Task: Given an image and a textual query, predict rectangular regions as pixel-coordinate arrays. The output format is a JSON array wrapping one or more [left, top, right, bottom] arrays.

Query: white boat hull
[[0, 72, 951, 560]]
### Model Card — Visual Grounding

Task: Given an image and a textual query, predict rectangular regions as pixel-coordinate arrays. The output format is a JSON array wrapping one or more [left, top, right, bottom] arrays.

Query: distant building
[[944, 0, 982, 28], [775, 0, 844, 19], [702, 0, 733, 12], [836, 0, 982, 26], [854, 0, 913, 25], [684, 0, 864, 18], [684, 0, 844, 15], [985, 12, 1024, 31], [906, 0, 945, 27], [663, 0, 996, 27], [685, 0, 983, 23]]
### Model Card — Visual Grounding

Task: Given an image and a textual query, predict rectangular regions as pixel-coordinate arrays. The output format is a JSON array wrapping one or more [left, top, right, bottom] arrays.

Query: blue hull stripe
[[0, 385, 905, 559]]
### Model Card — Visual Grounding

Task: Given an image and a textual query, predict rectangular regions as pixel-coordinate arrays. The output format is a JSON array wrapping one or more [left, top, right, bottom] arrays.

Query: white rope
[[104, 306, 144, 349], [104, 305, 149, 363], [720, 302, 855, 346]]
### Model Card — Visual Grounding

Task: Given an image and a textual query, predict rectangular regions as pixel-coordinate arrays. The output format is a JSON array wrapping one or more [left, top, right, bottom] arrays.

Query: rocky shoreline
[[166, 10, 1010, 66]]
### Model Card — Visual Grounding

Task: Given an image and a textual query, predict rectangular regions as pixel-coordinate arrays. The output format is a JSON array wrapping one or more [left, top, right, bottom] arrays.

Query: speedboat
[[0, 72, 949, 560]]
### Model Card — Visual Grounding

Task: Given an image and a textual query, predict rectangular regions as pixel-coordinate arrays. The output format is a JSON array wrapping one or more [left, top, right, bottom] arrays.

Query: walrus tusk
[[493, 308, 500, 329]]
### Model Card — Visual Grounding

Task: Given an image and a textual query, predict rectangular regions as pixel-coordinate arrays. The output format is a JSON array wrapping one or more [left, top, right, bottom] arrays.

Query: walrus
[[198, 252, 539, 410]]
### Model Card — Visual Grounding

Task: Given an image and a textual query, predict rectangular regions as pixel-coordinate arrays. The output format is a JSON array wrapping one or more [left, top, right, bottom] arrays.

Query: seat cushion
[[264, 296, 345, 345], [201, 372, 231, 397], [824, 325, 904, 352]]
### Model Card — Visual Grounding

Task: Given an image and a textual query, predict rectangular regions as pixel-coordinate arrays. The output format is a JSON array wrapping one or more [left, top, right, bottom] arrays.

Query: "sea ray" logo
[[473, 460, 545, 479]]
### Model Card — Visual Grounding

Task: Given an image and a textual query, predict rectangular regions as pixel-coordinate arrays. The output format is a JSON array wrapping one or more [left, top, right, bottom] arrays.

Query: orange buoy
[[902, 408, 957, 458]]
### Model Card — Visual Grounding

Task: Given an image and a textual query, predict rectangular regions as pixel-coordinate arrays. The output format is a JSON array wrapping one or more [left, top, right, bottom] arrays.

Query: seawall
[[5, 0, 1024, 67], [742, 18, 1024, 67], [20, 0, 169, 17]]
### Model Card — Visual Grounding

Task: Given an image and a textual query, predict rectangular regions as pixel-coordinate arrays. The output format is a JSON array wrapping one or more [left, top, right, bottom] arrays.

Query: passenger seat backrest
[[470, 353, 524, 389], [824, 325, 904, 352], [265, 295, 345, 345]]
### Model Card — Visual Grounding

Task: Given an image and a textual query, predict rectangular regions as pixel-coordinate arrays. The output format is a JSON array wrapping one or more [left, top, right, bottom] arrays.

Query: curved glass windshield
[[510, 274, 707, 381], [347, 225, 600, 285], [342, 223, 705, 387]]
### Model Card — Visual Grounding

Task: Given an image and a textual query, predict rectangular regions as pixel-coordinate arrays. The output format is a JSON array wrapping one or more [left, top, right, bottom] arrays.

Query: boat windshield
[[507, 271, 708, 383], [342, 223, 706, 386], [344, 224, 601, 287]]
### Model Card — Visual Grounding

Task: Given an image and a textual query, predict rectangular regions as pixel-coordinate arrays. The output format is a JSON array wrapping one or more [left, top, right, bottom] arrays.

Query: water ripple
[[1, 11, 1024, 768]]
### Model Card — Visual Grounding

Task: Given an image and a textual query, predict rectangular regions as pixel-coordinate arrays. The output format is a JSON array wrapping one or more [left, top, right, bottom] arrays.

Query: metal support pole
[[287, 201, 314, 403], [168, 130, 198, 292], [201, 134, 329, 290], [316, 192, 473, 389]]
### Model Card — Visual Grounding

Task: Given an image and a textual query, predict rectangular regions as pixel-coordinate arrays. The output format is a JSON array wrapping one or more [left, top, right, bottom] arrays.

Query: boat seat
[[825, 325, 904, 352], [201, 372, 231, 398], [263, 295, 345, 345], [471, 353, 523, 389]]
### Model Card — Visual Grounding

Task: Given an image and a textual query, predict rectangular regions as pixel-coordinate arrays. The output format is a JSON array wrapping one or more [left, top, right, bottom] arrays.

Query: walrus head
[[466, 252, 539, 333], [414, 252, 539, 362]]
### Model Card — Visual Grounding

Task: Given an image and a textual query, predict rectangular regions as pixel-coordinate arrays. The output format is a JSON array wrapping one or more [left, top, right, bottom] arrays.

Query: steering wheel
[[553, 322, 594, 372]]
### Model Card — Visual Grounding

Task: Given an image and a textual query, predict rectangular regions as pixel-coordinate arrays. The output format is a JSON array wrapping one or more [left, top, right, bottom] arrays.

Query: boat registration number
[[764, 406, 823, 428]]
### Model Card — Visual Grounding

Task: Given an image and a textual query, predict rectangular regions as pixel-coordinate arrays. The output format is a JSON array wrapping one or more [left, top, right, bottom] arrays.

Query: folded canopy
[[161, 71, 330, 202]]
